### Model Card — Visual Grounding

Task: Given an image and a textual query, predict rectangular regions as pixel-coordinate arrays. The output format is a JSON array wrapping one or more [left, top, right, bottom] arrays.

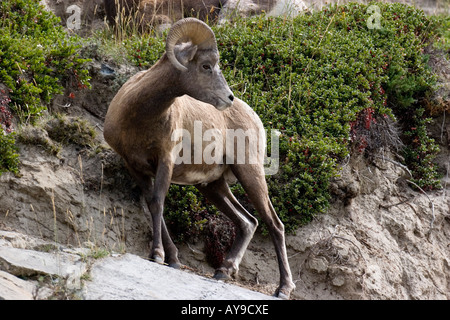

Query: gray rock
[[0, 270, 36, 300], [83, 253, 278, 300], [0, 246, 86, 290]]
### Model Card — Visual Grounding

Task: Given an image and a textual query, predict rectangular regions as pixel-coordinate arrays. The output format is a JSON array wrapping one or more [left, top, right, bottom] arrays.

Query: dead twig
[[373, 155, 436, 229], [379, 197, 413, 210], [374, 155, 412, 178], [406, 180, 436, 230], [327, 235, 366, 263]]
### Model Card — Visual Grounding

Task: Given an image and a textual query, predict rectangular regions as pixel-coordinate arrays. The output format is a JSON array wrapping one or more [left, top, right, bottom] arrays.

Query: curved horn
[[166, 18, 217, 72]]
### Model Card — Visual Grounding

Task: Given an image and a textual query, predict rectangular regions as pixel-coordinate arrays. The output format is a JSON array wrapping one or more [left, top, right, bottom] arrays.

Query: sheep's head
[[166, 18, 234, 111]]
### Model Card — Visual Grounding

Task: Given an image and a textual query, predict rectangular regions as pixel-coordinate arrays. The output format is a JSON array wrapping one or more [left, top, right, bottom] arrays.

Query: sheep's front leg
[[148, 158, 173, 264], [141, 194, 181, 268]]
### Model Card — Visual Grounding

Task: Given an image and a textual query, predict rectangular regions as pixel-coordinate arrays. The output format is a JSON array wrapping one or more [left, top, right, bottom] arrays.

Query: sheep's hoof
[[213, 270, 231, 281], [274, 287, 291, 300], [275, 292, 289, 300], [168, 262, 181, 269], [151, 255, 164, 265]]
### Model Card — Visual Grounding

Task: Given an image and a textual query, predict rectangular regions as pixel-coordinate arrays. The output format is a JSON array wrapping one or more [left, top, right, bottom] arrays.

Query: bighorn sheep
[[218, 0, 307, 23], [104, 0, 226, 29], [103, 18, 295, 299], [104, 0, 306, 30]]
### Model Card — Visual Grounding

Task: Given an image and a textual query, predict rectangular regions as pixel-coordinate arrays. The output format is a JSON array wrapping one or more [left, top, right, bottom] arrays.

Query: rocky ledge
[[0, 230, 277, 300]]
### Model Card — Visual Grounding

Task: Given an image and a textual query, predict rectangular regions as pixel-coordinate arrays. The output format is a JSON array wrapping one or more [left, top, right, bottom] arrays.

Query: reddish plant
[[0, 86, 14, 133], [350, 107, 378, 154], [204, 214, 236, 269]]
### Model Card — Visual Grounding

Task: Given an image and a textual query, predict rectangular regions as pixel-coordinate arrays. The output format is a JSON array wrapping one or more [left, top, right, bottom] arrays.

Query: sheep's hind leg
[[231, 164, 295, 299], [196, 177, 258, 280], [161, 217, 181, 268]]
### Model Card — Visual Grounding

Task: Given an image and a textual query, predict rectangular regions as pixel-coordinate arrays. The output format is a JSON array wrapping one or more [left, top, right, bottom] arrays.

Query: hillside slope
[[0, 0, 448, 299]]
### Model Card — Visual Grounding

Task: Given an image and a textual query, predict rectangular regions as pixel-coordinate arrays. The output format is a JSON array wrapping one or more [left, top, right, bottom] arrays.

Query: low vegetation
[[0, 0, 91, 172]]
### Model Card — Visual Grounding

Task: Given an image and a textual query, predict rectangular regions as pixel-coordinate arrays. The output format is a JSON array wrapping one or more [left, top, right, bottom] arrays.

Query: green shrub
[[121, 2, 443, 235], [0, 128, 19, 175], [215, 2, 443, 227], [0, 0, 91, 122], [0, 0, 92, 177], [0, 84, 19, 174], [124, 33, 166, 68], [433, 14, 449, 59], [163, 185, 214, 242]]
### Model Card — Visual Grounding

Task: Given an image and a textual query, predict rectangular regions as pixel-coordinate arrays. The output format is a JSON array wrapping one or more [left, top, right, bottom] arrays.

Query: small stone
[[308, 257, 328, 273], [332, 275, 345, 287]]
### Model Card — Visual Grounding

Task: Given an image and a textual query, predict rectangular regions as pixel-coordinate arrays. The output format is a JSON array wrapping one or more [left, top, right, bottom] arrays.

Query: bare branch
[[374, 155, 412, 178], [406, 180, 436, 230]]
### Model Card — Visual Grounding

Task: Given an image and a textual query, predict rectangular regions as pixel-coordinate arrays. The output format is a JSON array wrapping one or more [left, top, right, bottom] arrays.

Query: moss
[[17, 124, 61, 156], [45, 114, 97, 148]]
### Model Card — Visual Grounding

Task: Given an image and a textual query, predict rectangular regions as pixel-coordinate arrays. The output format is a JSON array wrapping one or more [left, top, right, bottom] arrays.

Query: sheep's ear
[[175, 44, 198, 69], [185, 44, 198, 62]]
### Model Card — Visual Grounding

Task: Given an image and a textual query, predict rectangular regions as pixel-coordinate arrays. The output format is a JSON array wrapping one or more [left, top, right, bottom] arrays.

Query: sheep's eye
[[202, 64, 211, 70]]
